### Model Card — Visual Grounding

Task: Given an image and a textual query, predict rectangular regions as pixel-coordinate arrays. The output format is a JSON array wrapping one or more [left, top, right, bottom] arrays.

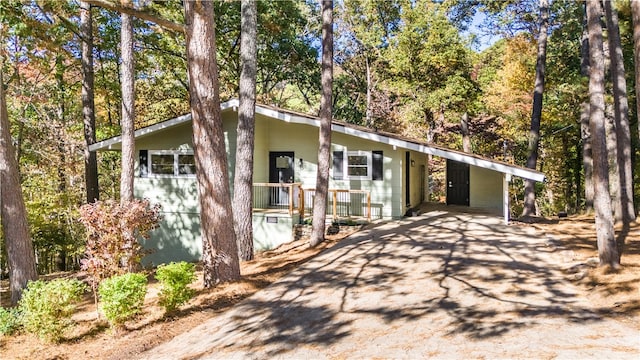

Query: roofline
[[88, 100, 240, 151], [89, 99, 545, 182]]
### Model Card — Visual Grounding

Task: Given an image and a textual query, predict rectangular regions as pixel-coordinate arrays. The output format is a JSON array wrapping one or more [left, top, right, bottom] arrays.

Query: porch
[[252, 183, 374, 223]]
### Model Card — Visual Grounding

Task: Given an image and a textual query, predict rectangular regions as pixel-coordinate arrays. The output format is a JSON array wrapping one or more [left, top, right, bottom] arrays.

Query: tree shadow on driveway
[[146, 209, 637, 358]]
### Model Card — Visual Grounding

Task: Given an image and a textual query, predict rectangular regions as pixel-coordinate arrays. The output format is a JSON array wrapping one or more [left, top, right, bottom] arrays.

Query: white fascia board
[[89, 113, 193, 151], [255, 105, 321, 127], [89, 99, 241, 152]]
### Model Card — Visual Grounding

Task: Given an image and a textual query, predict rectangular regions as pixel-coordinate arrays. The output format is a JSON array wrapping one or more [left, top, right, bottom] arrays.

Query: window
[[145, 150, 195, 177], [347, 152, 370, 178], [333, 150, 374, 180]]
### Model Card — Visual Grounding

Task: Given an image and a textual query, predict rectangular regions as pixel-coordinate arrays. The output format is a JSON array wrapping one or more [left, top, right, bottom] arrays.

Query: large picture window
[[147, 150, 195, 177]]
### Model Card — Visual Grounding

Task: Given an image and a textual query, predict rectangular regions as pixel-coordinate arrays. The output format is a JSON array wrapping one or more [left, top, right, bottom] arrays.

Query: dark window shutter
[[139, 150, 148, 177], [333, 151, 344, 180], [372, 151, 383, 180]]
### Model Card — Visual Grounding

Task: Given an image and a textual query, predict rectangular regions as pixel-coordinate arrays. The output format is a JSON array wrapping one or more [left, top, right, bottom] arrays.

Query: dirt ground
[[1, 215, 639, 359], [526, 215, 640, 325]]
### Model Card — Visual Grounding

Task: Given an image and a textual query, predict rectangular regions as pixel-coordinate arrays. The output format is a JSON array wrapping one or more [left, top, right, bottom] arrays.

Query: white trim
[[147, 150, 195, 178], [91, 99, 545, 182], [345, 150, 372, 180]]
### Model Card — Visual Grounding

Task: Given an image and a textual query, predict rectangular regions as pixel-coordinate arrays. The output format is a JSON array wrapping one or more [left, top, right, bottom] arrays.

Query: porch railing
[[252, 183, 372, 222], [301, 188, 371, 222], [252, 182, 301, 215]]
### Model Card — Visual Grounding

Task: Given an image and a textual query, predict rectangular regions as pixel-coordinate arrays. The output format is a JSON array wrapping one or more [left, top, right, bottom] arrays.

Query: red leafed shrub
[[79, 199, 162, 286]]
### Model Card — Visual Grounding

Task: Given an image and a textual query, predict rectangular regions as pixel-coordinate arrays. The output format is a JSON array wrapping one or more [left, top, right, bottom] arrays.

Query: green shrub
[[155, 262, 197, 313], [0, 307, 21, 336], [18, 279, 87, 342], [99, 273, 147, 328]]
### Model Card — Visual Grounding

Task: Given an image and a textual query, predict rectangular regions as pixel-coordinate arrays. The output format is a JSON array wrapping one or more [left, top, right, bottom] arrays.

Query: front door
[[269, 152, 294, 205], [446, 159, 469, 206]]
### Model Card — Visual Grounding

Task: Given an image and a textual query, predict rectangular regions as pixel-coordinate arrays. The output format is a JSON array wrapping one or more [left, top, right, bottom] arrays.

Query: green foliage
[[18, 279, 87, 343], [98, 273, 148, 328], [213, 0, 320, 103], [0, 307, 21, 336], [155, 262, 197, 313], [79, 199, 162, 287]]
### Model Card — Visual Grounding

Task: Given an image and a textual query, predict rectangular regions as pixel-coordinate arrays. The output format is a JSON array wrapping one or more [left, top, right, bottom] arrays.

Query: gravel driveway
[[143, 208, 640, 359]]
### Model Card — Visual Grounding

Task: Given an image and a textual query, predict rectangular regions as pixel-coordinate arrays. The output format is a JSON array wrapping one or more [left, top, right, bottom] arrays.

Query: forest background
[[0, 0, 636, 276]]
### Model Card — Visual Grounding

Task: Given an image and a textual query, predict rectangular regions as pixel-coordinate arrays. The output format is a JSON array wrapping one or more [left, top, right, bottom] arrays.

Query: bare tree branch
[[84, 0, 185, 33]]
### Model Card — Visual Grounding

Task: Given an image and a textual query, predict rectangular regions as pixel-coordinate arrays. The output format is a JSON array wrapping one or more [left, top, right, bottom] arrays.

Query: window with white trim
[[148, 150, 195, 177], [346, 151, 372, 180]]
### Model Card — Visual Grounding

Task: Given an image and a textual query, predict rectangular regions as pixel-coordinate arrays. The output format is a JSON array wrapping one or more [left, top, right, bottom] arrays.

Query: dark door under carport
[[446, 159, 469, 206]]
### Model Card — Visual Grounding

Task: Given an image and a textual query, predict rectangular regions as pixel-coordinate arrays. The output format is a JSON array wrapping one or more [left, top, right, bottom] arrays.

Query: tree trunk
[[522, 0, 549, 218], [233, 0, 257, 261], [581, 102, 594, 212], [605, 0, 635, 224], [0, 66, 38, 305], [632, 0, 640, 141], [586, 0, 619, 268], [580, 9, 594, 214], [55, 56, 67, 194], [604, 104, 620, 220], [184, 0, 240, 285], [365, 54, 373, 128], [81, 1, 100, 203], [310, 0, 333, 247], [461, 112, 471, 153], [120, 0, 135, 203]]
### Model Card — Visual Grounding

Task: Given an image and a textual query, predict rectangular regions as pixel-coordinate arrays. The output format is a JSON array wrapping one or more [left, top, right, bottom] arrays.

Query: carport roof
[[90, 99, 545, 182]]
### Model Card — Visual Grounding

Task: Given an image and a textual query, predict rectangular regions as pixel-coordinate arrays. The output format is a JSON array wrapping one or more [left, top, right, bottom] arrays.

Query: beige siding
[[470, 166, 503, 214]]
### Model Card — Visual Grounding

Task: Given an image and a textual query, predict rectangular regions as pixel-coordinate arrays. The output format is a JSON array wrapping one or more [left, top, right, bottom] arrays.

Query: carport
[[377, 132, 545, 223]]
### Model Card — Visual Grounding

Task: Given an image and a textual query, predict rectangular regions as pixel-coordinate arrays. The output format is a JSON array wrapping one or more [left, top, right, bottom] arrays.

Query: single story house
[[90, 99, 544, 265]]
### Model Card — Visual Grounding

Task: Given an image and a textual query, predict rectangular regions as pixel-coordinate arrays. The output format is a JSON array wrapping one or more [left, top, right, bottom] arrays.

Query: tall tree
[[632, 0, 640, 140], [184, 0, 241, 285], [461, 112, 471, 153], [81, 1, 99, 203], [310, 0, 333, 247], [120, 0, 135, 203], [233, 0, 257, 261], [586, 0, 619, 268], [522, 0, 549, 217], [0, 60, 38, 304], [580, 13, 594, 213], [605, 0, 635, 224]]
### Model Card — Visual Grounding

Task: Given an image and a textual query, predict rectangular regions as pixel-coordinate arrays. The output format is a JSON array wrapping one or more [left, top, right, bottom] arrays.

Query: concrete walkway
[[143, 209, 640, 359]]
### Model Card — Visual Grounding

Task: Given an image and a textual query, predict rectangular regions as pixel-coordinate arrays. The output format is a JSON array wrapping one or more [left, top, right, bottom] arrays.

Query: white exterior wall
[[469, 166, 503, 214]]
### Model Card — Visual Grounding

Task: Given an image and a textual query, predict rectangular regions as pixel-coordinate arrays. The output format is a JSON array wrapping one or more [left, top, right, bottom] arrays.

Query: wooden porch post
[[299, 186, 305, 218], [288, 184, 294, 215], [332, 190, 337, 220]]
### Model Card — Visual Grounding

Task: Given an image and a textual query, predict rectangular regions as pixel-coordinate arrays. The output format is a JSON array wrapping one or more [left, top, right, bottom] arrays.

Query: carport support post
[[503, 174, 512, 224]]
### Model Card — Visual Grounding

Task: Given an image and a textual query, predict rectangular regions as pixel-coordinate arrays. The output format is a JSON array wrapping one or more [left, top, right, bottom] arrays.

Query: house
[[90, 99, 544, 265]]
